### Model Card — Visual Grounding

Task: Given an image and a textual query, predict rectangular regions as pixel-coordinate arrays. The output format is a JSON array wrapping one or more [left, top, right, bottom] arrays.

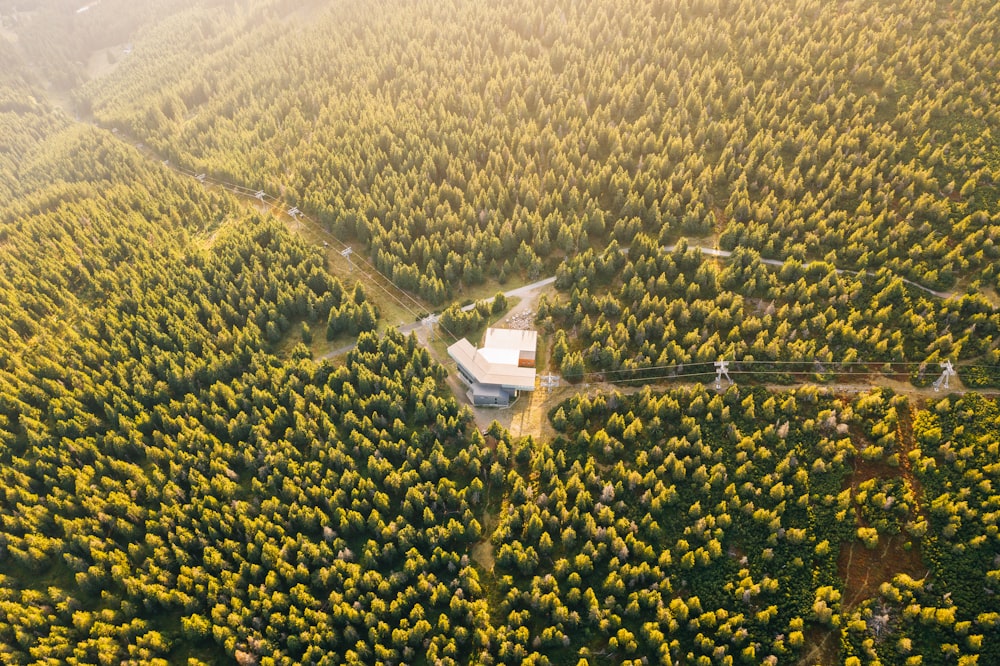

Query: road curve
[[459, 276, 557, 312], [659, 244, 955, 299]]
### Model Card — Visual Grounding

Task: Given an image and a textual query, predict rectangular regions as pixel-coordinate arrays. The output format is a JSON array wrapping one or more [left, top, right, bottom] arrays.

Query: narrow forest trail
[[800, 626, 840, 666], [459, 276, 557, 313]]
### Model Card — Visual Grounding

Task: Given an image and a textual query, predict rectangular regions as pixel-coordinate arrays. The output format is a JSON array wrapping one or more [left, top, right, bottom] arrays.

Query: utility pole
[[715, 359, 733, 390], [933, 359, 957, 392]]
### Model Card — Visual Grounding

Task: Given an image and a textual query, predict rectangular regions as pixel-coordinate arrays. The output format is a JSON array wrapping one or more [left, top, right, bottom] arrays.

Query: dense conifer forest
[[1, 0, 999, 664], [78, 0, 1000, 301]]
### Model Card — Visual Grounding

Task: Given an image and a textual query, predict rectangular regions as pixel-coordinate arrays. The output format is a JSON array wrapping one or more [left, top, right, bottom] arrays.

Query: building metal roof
[[478, 347, 521, 366], [483, 328, 537, 354], [447, 338, 537, 391]]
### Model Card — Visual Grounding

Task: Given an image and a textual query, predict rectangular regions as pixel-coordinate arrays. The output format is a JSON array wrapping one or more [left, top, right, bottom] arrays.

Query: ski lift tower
[[933, 359, 957, 392], [715, 359, 733, 390]]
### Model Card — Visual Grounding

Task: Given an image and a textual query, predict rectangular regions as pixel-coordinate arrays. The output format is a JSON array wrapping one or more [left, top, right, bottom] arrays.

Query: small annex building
[[447, 328, 537, 407]]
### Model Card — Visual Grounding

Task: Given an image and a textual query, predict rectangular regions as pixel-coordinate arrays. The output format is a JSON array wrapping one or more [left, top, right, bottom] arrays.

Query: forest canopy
[[77, 0, 1000, 301], [0, 0, 999, 664]]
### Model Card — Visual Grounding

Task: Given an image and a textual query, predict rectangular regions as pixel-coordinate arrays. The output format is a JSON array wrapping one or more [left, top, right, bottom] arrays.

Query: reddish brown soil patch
[[838, 533, 927, 611], [837, 403, 930, 611]]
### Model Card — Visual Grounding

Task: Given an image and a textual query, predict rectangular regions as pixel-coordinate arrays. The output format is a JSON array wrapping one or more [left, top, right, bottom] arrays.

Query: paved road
[[320, 243, 955, 361], [103, 125, 960, 371], [322, 276, 558, 360], [502, 275, 558, 298], [659, 244, 954, 299], [459, 276, 557, 312]]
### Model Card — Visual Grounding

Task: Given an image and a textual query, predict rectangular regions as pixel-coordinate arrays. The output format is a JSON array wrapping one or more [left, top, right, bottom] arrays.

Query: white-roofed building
[[483, 328, 537, 367], [447, 328, 538, 407]]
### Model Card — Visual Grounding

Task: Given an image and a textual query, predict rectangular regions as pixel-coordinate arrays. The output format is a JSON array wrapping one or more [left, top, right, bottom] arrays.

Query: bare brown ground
[[799, 403, 930, 663], [836, 404, 929, 613], [837, 533, 926, 611], [982, 286, 1000, 310], [471, 540, 495, 571], [798, 626, 841, 666], [478, 383, 568, 440]]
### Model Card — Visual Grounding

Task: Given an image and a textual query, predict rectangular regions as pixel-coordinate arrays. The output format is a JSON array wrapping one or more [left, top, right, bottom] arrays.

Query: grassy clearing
[[471, 510, 499, 573], [452, 279, 519, 308], [269, 318, 358, 361], [272, 205, 431, 329]]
